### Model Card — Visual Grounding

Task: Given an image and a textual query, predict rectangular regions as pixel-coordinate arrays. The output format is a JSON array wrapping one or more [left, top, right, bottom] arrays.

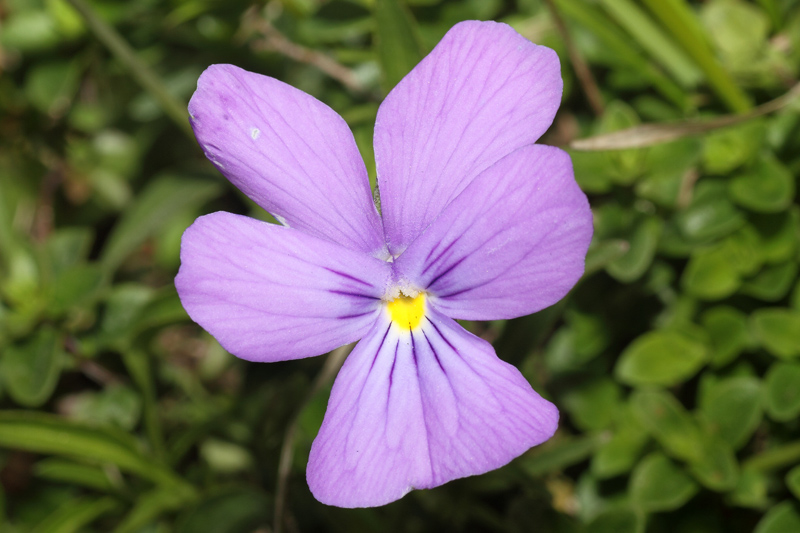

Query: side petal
[[394, 145, 593, 321], [374, 20, 563, 254], [189, 64, 386, 256], [175, 212, 391, 362], [307, 307, 558, 508]]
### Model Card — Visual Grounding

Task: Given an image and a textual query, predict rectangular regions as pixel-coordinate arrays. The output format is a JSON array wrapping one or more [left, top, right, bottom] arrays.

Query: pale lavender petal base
[[395, 145, 593, 321], [189, 64, 385, 256], [375, 20, 563, 254], [307, 307, 559, 507], [176, 212, 391, 362]]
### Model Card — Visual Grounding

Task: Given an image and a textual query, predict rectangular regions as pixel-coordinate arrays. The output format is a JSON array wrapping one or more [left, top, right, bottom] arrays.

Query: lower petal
[[307, 307, 558, 507]]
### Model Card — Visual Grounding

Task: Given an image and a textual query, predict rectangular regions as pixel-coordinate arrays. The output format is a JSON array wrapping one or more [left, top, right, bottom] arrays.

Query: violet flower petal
[[394, 145, 593, 321], [176, 212, 391, 362], [189, 64, 385, 255], [307, 307, 558, 507], [374, 20, 563, 254]]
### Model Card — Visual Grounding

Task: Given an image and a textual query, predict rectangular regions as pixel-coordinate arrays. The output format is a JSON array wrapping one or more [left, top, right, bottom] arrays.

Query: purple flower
[[176, 20, 593, 507]]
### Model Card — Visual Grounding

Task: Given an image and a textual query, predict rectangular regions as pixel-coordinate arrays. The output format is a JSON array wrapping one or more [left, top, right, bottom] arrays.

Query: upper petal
[[189, 64, 385, 256], [175, 212, 391, 362], [307, 307, 558, 507], [394, 145, 593, 321], [374, 21, 563, 254]]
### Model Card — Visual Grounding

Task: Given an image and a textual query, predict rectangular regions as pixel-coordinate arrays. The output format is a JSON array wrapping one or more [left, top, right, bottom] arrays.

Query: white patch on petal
[[274, 214, 289, 227], [250, 127, 261, 140]]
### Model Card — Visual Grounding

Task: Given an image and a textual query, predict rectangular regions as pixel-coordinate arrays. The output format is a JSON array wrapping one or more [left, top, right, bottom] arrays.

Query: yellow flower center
[[387, 293, 426, 330]]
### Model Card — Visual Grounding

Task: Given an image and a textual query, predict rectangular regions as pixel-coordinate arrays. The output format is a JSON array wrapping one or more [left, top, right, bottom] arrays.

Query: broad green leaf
[[46, 264, 105, 316], [571, 150, 614, 194], [741, 262, 798, 302], [31, 496, 118, 533], [675, 193, 745, 244], [787, 466, 800, 501], [100, 174, 222, 272], [730, 155, 795, 213], [560, 378, 622, 432], [175, 488, 271, 533], [688, 434, 739, 491], [717, 224, 764, 277], [64, 385, 142, 431], [631, 389, 704, 462], [682, 245, 741, 300], [43, 228, 94, 277], [702, 120, 765, 174], [629, 452, 698, 512], [635, 138, 702, 208], [607, 217, 662, 282], [730, 468, 770, 508], [615, 330, 707, 386], [592, 409, 649, 479], [585, 507, 645, 533], [34, 458, 117, 492], [24, 59, 81, 116], [751, 308, 800, 359], [597, 101, 647, 185], [114, 485, 196, 533], [701, 0, 770, 71], [0, 10, 61, 52], [1, 326, 63, 407], [754, 501, 800, 533], [0, 411, 181, 486], [701, 306, 752, 367], [585, 239, 629, 276], [752, 208, 800, 264], [764, 362, 800, 421], [700, 376, 762, 449], [373, 0, 424, 93], [519, 434, 607, 477]]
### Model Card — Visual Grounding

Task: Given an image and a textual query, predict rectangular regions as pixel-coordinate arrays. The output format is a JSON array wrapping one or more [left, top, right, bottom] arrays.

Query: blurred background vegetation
[[1, 0, 800, 531]]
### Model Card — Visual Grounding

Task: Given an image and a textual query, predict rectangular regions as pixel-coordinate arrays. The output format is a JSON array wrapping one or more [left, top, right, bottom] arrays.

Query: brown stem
[[544, 0, 605, 117]]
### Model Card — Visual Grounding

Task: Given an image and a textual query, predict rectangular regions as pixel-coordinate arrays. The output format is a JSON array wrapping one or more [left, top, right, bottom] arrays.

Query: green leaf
[[600, 0, 701, 87], [0, 411, 181, 486], [615, 330, 707, 386], [641, 0, 752, 112], [34, 458, 117, 492], [585, 507, 645, 533], [764, 362, 800, 421], [675, 193, 745, 243], [688, 433, 739, 491], [592, 408, 649, 479], [635, 138, 702, 208], [607, 217, 662, 282], [24, 59, 81, 116], [64, 385, 142, 431], [741, 262, 798, 302], [754, 502, 800, 533], [519, 434, 607, 477], [730, 154, 796, 213], [751, 308, 800, 359], [597, 101, 647, 185], [701, 306, 753, 367], [702, 120, 765, 174], [701, 0, 770, 70], [100, 174, 222, 272], [114, 485, 196, 533], [43, 228, 94, 277], [46, 264, 105, 316], [561, 378, 622, 432], [700, 376, 762, 449], [31, 496, 119, 533], [753, 208, 800, 264], [373, 0, 424, 93], [682, 245, 741, 300], [630, 452, 699, 512], [631, 389, 704, 462], [787, 466, 800, 502], [1, 326, 63, 407], [175, 488, 271, 533], [731, 467, 770, 508]]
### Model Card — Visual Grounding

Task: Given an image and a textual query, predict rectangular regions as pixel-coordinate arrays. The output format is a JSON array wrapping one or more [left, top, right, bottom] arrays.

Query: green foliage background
[[1, 0, 800, 531]]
